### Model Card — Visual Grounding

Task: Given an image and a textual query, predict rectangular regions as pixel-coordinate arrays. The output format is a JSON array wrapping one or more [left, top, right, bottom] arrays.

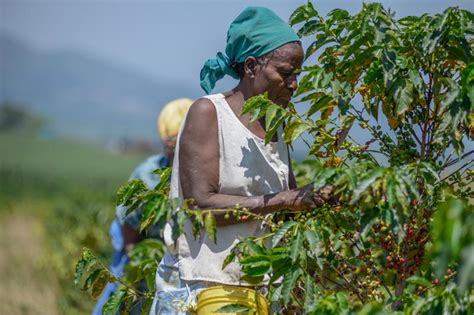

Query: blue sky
[[2, 0, 473, 92]]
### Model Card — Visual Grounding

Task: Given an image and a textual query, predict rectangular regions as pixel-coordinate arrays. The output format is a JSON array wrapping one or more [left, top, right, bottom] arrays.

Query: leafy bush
[[76, 2, 473, 314]]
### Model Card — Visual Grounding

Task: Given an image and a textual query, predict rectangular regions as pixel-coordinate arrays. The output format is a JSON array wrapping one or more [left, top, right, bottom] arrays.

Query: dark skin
[[180, 42, 331, 226]]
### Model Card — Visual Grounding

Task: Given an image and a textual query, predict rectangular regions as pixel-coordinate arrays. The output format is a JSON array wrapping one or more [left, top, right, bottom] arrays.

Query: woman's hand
[[284, 184, 336, 211]]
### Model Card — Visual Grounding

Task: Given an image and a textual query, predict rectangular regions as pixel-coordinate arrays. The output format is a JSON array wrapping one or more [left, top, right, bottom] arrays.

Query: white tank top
[[165, 93, 290, 285]]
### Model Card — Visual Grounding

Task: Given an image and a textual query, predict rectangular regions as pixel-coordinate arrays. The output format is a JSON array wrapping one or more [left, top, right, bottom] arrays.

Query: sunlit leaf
[[241, 93, 273, 122], [290, 230, 303, 262], [351, 168, 385, 203], [222, 251, 236, 269], [240, 255, 271, 277], [281, 268, 302, 304], [74, 248, 97, 286], [204, 211, 217, 243], [91, 270, 109, 298], [284, 119, 310, 144], [289, 2, 318, 26], [406, 276, 431, 287], [116, 179, 147, 206], [153, 167, 172, 191], [102, 288, 127, 315], [272, 221, 297, 248], [304, 274, 317, 312]]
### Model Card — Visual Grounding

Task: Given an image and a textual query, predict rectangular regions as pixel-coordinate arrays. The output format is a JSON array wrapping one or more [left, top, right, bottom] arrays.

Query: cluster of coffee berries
[[361, 276, 383, 300], [373, 221, 397, 252]]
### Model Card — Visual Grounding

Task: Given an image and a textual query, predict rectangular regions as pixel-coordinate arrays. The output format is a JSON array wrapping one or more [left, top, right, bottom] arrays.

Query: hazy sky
[[2, 0, 473, 93]]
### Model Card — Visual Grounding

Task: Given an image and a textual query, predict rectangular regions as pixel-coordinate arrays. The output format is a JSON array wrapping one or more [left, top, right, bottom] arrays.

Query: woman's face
[[252, 42, 304, 107]]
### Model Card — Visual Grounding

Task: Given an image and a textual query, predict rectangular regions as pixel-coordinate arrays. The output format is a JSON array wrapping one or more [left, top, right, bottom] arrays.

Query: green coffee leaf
[[304, 274, 317, 312], [297, 20, 323, 37], [222, 251, 236, 269], [91, 270, 109, 298], [82, 269, 103, 291], [116, 179, 147, 206], [351, 168, 385, 204], [102, 288, 127, 315], [204, 211, 217, 243], [281, 268, 303, 304], [289, 2, 318, 26], [74, 248, 97, 286], [272, 221, 297, 248], [290, 231, 303, 262], [240, 255, 271, 277], [406, 276, 431, 287], [153, 167, 172, 191], [241, 93, 273, 122], [284, 119, 310, 144]]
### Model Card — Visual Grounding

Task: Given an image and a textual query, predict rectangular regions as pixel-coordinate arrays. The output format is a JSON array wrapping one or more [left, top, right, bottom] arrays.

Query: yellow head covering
[[158, 98, 193, 140]]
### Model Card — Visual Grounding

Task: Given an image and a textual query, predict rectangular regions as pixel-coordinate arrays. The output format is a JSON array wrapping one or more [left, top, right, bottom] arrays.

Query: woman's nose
[[287, 75, 298, 92]]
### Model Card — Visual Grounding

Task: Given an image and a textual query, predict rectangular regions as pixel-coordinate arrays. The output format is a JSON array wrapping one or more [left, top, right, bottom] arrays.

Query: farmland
[[0, 131, 148, 314]]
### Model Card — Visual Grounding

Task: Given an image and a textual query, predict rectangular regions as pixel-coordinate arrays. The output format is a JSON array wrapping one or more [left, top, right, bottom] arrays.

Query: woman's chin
[[275, 98, 291, 107]]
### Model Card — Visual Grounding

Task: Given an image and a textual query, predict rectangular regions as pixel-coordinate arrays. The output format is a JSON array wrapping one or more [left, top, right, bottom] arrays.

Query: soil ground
[[0, 211, 58, 315]]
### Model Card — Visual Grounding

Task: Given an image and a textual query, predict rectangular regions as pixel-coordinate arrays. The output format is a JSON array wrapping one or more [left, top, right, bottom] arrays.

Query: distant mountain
[[0, 33, 201, 141]]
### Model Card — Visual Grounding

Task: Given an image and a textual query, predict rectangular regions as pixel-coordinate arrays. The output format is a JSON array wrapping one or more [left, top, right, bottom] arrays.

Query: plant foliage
[[76, 2, 473, 314]]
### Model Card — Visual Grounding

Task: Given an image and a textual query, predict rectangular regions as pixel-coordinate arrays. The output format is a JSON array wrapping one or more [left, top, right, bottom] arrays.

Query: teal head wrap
[[200, 6, 300, 94]]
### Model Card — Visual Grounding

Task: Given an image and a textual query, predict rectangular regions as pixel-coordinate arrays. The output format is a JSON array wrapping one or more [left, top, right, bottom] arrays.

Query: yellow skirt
[[195, 285, 270, 315]]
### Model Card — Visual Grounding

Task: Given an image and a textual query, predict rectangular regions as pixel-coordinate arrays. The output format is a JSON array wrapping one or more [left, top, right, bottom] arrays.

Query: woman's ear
[[243, 57, 258, 78]]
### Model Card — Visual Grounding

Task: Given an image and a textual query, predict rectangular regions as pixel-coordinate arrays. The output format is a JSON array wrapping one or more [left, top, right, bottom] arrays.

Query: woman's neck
[[224, 80, 256, 109], [223, 81, 276, 142]]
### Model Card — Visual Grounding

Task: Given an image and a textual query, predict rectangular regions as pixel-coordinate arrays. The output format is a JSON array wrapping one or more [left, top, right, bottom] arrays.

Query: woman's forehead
[[270, 43, 304, 67]]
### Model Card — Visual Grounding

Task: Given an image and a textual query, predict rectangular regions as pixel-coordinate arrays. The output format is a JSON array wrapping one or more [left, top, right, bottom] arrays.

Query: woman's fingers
[[286, 184, 339, 211], [315, 185, 339, 205]]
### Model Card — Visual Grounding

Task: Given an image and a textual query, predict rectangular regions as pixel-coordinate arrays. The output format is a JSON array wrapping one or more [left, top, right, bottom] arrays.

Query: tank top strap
[[202, 93, 278, 144], [201, 93, 233, 120]]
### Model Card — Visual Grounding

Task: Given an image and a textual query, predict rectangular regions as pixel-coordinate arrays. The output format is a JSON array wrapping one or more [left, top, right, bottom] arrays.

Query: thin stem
[[317, 15, 343, 45], [407, 124, 422, 146], [348, 109, 392, 155], [440, 160, 473, 182], [329, 216, 394, 299], [445, 150, 474, 168], [353, 243, 394, 300], [421, 73, 434, 159], [320, 274, 349, 290], [254, 233, 274, 242], [189, 208, 278, 230], [96, 258, 146, 297], [367, 149, 390, 157], [330, 264, 365, 303], [439, 149, 455, 170], [301, 137, 312, 150], [417, 271, 457, 295], [347, 135, 381, 165]]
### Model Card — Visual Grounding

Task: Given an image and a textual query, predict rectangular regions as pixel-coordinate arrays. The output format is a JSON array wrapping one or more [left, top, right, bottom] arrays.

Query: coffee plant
[[76, 2, 473, 314]]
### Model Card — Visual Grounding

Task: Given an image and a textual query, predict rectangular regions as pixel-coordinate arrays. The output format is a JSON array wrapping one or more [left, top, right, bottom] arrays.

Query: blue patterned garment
[[93, 154, 170, 315]]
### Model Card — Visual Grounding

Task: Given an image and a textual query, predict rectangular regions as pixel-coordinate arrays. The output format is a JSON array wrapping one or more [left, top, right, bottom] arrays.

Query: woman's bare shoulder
[[186, 97, 217, 122]]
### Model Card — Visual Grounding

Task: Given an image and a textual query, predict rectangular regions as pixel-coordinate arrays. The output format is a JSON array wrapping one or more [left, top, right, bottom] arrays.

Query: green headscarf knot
[[200, 52, 240, 96]]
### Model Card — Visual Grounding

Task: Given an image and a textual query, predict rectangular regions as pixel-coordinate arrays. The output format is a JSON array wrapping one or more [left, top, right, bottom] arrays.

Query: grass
[[0, 132, 146, 198], [0, 131, 150, 314]]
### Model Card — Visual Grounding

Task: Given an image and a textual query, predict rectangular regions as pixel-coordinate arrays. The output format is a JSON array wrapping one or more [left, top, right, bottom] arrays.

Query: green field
[[0, 132, 149, 314]]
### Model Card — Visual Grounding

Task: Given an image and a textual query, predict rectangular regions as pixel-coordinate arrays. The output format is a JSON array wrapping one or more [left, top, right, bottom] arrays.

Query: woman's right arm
[[178, 98, 323, 226]]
